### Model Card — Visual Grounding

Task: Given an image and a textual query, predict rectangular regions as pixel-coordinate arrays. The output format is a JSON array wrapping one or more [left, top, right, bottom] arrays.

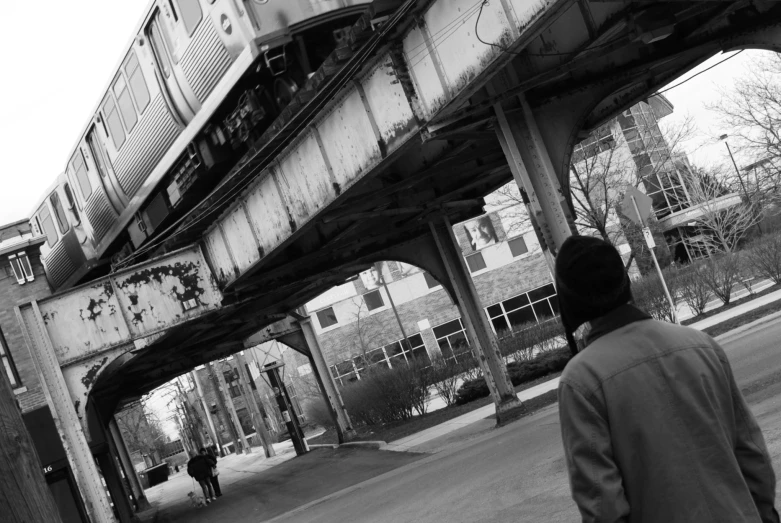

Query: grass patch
[[308, 370, 563, 446], [681, 283, 780, 326], [703, 299, 781, 338]]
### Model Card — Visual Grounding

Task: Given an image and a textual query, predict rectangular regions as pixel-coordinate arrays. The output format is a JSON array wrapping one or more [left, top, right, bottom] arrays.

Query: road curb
[[713, 310, 781, 343]]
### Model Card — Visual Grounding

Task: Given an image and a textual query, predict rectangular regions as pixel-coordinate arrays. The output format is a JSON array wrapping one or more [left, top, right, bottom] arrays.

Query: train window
[[176, 0, 202, 35], [63, 183, 80, 224], [50, 193, 69, 234], [71, 150, 93, 200], [148, 20, 172, 78], [113, 74, 138, 133], [39, 207, 58, 248], [103, 96, 126, 149], [124, 51, 150, 114], [87, 129, 111, 178]]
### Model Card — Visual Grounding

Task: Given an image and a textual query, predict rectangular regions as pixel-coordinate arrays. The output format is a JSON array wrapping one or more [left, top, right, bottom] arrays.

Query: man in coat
[[187, 448, 217, 504], [555, 235, 778, 523]]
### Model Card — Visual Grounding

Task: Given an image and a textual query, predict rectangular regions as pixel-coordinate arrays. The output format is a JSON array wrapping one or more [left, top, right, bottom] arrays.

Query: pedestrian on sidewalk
[[208, 449, 222, 497], [555, 235, 779, 523], [187, 449, 217, 504]]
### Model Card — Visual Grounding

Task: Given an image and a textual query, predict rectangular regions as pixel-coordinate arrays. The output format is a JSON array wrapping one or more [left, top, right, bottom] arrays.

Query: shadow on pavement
[[139, 446, 423, 522]]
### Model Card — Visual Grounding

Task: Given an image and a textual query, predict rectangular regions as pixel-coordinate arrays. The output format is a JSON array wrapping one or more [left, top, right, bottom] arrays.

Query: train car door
[[146, 6, 197, 123], [86, 127, 128, 212]]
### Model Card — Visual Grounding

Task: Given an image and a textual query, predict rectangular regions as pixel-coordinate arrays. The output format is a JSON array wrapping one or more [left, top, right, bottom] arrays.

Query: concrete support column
[[212, 361, 251, 454], [16, 303, 118, 523], [428, 218, 523, 423], [299, 317, 355, 442], [96, 450, 134, 523], [108, 418, 150, 512], [191, 370, 224, 456], [494, 94, 575, 255], [235, 352, 276, 457]]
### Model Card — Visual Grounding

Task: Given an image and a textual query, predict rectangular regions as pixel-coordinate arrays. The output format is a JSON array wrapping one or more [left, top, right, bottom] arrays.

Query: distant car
[[31, 0, 373, 290]]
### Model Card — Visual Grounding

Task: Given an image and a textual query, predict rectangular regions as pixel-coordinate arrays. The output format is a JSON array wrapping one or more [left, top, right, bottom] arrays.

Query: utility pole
[[248, 347, 280, 435], [191, 369, 224, 456], [375, 262, 411, 355], [205, 361, 241, 455], [175, 378, 205, 449], [721, 135, 762, 234], [212, 361, 251, 454], [235, 352, 276, 457], [0, 363, 63, 522]]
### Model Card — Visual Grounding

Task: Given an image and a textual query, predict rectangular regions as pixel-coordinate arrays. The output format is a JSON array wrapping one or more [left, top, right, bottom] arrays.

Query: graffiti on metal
[[31, 245, 222, 366]]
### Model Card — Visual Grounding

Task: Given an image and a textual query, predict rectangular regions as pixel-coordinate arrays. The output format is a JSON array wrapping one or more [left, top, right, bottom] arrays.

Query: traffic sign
[[621, 186, 653, 226]]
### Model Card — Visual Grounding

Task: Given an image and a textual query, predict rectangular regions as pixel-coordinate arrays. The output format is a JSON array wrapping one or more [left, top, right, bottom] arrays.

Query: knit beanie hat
[[555, 235, 632, 355]]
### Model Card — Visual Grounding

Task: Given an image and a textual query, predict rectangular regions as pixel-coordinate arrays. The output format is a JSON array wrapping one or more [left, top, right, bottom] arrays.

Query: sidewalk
[[385, 287, 781, 454]]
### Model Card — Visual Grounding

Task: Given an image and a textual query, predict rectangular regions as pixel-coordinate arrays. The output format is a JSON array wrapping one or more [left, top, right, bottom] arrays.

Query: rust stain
[[80, 297, 106, 322], [117, 261, 206, 303], [80, 357, 109, 389]]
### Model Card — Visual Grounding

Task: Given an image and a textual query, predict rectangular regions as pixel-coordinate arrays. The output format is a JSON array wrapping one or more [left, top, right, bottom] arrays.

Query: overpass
[[16, 1, 781, 521]]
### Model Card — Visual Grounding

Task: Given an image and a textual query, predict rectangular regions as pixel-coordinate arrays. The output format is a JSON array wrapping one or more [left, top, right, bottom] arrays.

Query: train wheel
[[274, 76, 299, 111]]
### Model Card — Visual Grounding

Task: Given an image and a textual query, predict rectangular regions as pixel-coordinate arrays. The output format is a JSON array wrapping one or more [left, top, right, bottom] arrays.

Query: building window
[[297, 363, 312, 376], [508, 236, 529, 257], [465, 252, 486, 273], [0, 328, 21, 389], [423, 271, 440, 289], [8, 253, 34, 285], [346, 334, 433, 382], [316, 307, 338, 329], [223, 371, 241, 398], [330, 360, 358, 386], [486, 283, 559, 335], [363, 290, 384, 311], [433, 319, 470, 362]]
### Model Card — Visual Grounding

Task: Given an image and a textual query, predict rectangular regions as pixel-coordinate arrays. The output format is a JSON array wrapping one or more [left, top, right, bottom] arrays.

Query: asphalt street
[[270, 317, 781, 523]]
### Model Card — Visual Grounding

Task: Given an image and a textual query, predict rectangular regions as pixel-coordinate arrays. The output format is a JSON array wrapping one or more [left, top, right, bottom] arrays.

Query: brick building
[[0, 219, 89, 521]]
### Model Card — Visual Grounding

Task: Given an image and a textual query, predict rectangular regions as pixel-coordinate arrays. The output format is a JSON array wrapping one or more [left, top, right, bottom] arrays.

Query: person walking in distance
[[187, 449, 217, 505], [207, 446, 222, 497], [555, 235, 779, 523]]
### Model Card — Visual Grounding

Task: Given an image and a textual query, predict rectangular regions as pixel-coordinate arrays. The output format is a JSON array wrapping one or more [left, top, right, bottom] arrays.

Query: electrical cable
[[656, 50, 744, 95], [115, 1, 416, 269]]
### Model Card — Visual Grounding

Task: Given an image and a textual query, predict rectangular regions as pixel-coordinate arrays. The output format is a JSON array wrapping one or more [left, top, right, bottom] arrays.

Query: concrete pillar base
[[494, 401, 528, 427]]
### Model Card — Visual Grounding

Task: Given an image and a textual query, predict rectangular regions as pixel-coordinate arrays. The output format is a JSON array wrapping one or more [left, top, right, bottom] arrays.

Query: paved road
[[270, 318, 781, 523]]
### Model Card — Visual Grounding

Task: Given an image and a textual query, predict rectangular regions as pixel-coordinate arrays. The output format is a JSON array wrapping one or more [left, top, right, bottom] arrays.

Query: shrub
[[677, 263, 711, 317], [302, 397, 334, 429], [632, 267, 679, 322], [428, 356, 463, 408], [746, 232, 781, 284], [454, 346, 570, 405], [340, 360, 430, 426], [702, 253, 741, 305], [497, 318, 565, 363]]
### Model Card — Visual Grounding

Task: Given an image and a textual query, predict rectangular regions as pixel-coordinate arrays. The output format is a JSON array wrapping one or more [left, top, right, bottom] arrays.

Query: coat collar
[[585, 304, 652, 346]]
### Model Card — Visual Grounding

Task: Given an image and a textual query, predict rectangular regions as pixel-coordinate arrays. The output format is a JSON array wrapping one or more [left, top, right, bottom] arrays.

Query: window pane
[[9, 258, 25, 284], [335, 361, 354, 376], [465, 252, 486, 272], [507, 306, 537, 328], [316, 307, 338, 328], [367, 348, 387, 366], [502, 294, 530, 312], [508, 236, 528, 257], [19, 254, 34, 281], [363, 290, 384, 311], [50, 193, 69, 234], [528, 284, 556, 303], [71, 151, 92, 200], [385, 342, 404, 358], [40, 208, 58, 247], [532, 300, 554, 321], [449, 332, 469, 352], [116, 86, 138, 132], [438, 339, 454, 359], [125, 51, 150, 113], [87, 130, 112, 178], [3, 358, 18, 388], [423, 271, 440, 289], [491, 316, 509, 334], [407, 334, 424, 349], [486, 303, 503, 318], [433, 319, 462, 339], [410, 347, 431, 366], [103, 97, 126, 149], [177, 0, 203, 35]]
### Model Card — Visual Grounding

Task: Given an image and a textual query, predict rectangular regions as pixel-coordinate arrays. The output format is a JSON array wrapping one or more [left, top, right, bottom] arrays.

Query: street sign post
[[621, 187, 678, 324]]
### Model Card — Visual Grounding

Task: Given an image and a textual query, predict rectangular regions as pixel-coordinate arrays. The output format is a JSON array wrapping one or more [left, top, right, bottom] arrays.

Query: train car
[[33, 0, 373, 291]]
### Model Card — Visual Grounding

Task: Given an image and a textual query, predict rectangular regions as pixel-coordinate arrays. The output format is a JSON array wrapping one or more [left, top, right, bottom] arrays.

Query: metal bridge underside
[[50, 0, 781, 417]]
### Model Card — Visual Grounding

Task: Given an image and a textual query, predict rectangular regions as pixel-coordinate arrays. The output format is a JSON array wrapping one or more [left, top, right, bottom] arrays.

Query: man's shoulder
[[561, 319, 717, 390]]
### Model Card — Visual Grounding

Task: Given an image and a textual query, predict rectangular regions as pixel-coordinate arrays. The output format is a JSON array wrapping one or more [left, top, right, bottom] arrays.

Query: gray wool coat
[[559, 305, 779, 523]]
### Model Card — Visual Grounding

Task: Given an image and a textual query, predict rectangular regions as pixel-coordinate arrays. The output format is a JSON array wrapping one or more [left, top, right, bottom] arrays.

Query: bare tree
[[683, 166, 761, 253], [115, 401, 169, 464]]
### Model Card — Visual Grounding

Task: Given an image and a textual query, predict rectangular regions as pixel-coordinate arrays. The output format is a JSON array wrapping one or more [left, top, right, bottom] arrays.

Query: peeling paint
[[80, 356, 108, 389], [118, 261, 205, 303], [80, 297, 106, 322]]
